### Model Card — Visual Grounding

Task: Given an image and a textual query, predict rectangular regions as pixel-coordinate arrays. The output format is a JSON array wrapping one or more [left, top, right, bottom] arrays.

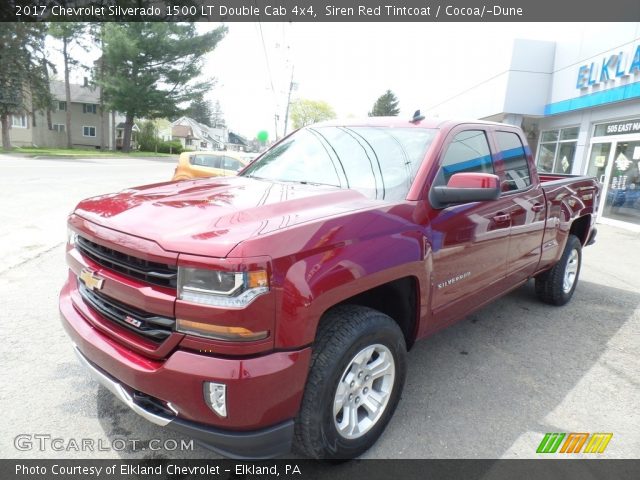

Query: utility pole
[[283, 66, 296, 136], [274, 114, 279, 141]]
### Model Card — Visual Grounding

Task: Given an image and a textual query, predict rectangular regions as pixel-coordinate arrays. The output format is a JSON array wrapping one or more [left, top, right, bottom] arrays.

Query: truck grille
[[76, 236, 177, 289], [78, 280, 175, 342]]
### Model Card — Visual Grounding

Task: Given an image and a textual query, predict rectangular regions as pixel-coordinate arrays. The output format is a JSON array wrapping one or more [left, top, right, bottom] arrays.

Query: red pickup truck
[[60, 117, 599, 459]]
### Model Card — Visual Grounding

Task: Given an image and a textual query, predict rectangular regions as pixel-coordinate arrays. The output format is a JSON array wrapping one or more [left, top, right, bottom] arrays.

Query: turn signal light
[[176, 319, 268, 342]]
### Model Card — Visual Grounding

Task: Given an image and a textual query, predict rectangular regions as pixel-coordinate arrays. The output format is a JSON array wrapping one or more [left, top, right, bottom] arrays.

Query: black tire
[[294, 305, 407, 459], [535, 234, 582, 306]]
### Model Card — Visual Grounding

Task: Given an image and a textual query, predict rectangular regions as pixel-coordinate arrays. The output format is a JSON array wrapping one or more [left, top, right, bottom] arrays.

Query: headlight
[[177, 267, 269, 308]]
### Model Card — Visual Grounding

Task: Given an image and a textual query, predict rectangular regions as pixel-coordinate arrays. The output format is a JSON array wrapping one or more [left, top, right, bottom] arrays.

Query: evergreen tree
[[211, 100, 226, 128], [187, 95, 213, 126], [368, 90, 400, 117], [0, 23, 52, 150], [99, 23, 226, 152]]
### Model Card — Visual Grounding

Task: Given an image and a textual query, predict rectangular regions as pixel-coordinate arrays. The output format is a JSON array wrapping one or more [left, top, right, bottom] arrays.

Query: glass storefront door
[[601, 140, 640, 226]]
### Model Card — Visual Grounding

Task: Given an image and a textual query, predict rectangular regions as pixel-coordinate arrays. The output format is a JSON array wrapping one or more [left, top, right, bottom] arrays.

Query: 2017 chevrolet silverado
[[60, 117, 599, 459]]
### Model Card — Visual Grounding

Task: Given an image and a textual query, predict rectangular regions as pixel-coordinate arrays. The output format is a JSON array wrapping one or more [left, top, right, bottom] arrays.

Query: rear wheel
[[535, 234, 582, 306], [294, 305, 407, 459]]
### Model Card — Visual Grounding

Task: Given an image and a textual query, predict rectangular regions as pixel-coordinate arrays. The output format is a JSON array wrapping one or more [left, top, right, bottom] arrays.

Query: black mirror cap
[[431, 185, 500, 208]]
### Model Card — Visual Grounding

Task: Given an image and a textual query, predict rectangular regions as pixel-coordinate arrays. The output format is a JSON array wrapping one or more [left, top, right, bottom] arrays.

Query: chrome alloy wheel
[[563, 249, 579, 293], [333, 344, 396, 440]]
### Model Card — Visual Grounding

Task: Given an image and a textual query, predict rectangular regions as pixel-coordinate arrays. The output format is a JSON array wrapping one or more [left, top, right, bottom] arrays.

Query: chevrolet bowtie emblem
[[79, 268, 104, 291]]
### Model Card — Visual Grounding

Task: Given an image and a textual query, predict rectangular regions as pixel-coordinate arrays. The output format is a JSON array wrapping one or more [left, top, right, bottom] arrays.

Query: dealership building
[[425, 23, 640, 231]]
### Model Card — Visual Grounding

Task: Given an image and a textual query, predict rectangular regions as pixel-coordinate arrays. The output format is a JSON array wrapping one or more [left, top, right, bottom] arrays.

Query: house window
[[83, 126, 96, 137], [83, 103, 97, 114], [536, 127, 579, 174], [11, 114, 28, 128], [52, 124, 65, 132], [58, 101, 67, 111]]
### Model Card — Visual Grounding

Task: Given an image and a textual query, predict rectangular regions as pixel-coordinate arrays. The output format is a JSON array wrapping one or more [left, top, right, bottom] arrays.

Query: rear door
[[490, 129, 546, 283], [221, 156, 245, 176], [428, 127, 513, 325], [190, 154, 225, 178]]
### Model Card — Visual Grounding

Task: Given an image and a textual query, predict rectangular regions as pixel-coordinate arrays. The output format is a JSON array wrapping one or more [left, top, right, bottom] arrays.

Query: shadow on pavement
[[89, 279, 637, 460]]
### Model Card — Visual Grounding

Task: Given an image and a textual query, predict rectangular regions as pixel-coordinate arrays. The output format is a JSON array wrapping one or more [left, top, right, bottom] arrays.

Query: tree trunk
[[42, 57, 52, 130], [63, 37, 72, 149], [111, 111, 116, 151], [122, 113, 134, 153], [98, 29, 106, 151], [1, 113, 11, 150]]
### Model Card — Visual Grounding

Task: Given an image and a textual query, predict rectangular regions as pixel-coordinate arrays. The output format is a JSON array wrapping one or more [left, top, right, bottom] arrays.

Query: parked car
[[172, 151, 249, 181], [61, 118, 599, 459]]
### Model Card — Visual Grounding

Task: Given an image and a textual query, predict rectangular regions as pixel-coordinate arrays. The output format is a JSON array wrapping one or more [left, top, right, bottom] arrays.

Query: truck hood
[[74, 176, 374, 257]]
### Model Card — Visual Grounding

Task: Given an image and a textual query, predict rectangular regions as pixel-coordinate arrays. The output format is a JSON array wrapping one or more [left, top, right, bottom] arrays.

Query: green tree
[[99, 23, 227, 152], [290, 99, 336, 129], [49, 23, 88, 148], [0, 23, 52, 150], [187, 94, 212, 126], [368, 90, 400, 117], [136, 119, 158, 152]]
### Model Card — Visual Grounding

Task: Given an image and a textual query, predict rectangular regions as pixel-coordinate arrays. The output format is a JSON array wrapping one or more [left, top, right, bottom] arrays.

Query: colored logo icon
[[537, 432, 613, 454]]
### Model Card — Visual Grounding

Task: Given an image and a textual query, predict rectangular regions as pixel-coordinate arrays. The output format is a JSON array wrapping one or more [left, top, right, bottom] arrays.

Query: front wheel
[[535, 234, 582, 306], [294, 306, 407, 459]]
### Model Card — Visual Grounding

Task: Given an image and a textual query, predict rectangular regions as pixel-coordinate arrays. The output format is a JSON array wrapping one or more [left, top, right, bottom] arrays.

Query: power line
[[255, 20, 277, 138]]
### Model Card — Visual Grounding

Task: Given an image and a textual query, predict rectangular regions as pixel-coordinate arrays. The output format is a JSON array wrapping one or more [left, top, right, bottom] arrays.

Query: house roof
[[171, 116, 225, 147], [228, 131, 249, 146], [172, 125, 193, 138], [51, 80, 101, 103], [116, 123, 140, 131]]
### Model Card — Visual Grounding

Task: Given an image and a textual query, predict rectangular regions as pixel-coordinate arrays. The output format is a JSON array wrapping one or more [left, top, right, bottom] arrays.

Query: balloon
[[257, 130, 269, 143]]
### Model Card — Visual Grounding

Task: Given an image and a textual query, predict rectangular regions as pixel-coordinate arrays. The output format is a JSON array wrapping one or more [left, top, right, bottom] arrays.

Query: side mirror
[[432, 172, 501, 207]]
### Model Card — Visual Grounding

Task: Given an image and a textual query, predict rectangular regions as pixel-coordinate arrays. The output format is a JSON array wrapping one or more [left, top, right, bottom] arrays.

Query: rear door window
[[191, 154, 221, 168], [222, 157, 243, 171], [494, 131, 531, 192]]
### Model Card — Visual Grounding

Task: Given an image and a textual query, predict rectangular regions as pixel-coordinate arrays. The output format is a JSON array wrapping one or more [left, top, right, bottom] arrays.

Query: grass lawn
[[9, 147, 176, 158]]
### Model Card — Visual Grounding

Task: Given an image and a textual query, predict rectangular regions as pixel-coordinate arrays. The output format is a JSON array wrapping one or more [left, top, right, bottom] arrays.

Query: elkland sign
[[576, 44, 640, 90]]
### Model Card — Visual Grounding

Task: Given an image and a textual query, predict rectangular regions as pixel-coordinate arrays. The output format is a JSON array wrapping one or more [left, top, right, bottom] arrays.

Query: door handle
[[531, 203, 544, 212], [493, 213, 511, 223]]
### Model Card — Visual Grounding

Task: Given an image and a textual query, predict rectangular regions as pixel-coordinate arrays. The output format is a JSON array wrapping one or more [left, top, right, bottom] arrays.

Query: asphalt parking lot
[[1, 155, 638, 459]]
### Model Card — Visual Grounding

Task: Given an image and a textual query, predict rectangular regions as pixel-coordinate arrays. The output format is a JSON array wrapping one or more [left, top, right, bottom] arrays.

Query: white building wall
[[548, 23, 640, 105]]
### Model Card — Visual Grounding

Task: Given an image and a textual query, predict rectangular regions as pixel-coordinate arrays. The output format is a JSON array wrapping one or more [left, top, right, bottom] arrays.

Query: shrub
[[156, 140, 183, 154]]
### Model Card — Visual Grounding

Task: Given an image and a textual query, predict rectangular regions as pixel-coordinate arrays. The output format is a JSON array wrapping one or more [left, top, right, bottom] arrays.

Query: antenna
[[411, 110, 425, 123]]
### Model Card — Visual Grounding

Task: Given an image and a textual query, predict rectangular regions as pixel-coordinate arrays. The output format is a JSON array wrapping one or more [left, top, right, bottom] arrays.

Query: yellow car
[[172, 151, 250, 181]]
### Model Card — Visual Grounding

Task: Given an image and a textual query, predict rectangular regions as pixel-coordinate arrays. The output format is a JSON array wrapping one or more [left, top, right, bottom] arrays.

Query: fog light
[[204, 382, 227, 418]]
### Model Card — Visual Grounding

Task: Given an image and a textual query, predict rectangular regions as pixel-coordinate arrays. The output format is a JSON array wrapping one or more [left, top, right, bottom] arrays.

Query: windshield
[[240, 126, 437, 201]]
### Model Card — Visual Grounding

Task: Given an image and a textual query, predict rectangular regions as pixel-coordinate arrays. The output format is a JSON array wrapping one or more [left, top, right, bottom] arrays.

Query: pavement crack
[[0, 242, 64, 275]]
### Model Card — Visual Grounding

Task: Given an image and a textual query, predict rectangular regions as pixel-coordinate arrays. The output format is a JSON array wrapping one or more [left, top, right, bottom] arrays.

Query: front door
[[428, 128, 512, 327]]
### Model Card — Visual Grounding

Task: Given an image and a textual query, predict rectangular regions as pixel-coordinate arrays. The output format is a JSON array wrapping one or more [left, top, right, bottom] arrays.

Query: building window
[[11, 114, 28, 128], [536, 127, 579, 174], [83, 126, 96, 137], [52, 124, 65, 132], [83, 103, 97, 114], [58, 101, 67, 111]]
